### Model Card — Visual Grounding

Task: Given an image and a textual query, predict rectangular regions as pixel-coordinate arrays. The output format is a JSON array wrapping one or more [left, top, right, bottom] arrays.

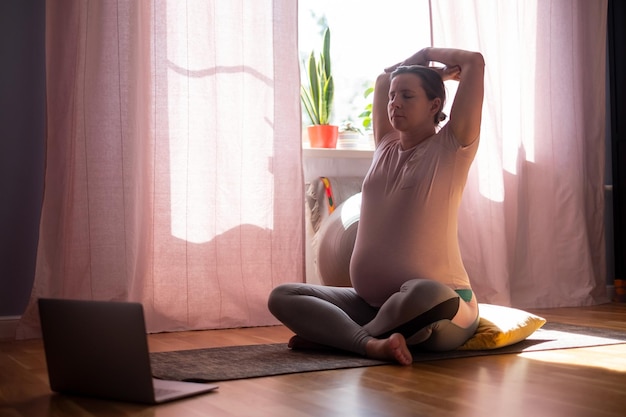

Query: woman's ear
[[431, 97, 442, 114]]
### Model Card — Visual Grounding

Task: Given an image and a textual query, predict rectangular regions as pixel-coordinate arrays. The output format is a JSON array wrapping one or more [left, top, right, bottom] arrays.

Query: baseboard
[[0, 316, 20, 340], [607, 285, 616, 302]]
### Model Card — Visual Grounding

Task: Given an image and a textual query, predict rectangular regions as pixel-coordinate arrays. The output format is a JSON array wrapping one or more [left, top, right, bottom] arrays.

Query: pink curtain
[[17, 0, 303, 338], [431, 0, 609, 307]]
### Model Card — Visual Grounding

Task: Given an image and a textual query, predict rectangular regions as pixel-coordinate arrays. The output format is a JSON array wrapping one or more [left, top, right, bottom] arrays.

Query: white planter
[[337, 132, 363, 149]]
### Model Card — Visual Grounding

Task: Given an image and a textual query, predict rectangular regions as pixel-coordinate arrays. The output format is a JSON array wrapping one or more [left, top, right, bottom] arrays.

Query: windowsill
[[302, 147, 374, 159]]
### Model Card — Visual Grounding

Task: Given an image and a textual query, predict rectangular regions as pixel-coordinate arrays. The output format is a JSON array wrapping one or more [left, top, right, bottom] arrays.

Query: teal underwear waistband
[[455, 289, 473, 302]]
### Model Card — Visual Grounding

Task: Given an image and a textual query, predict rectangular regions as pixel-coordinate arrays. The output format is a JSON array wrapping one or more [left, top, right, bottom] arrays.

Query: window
[[298, 0, 432, 130]]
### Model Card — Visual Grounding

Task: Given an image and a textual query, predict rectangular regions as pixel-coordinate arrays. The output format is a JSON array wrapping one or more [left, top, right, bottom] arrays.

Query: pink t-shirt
[[349, 124, 478, 307]]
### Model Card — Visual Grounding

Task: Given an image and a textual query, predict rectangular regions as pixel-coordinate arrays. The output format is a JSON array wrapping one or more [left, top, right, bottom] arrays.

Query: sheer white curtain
[[431, 0, 609, 307], [17, 0, 303, 338]]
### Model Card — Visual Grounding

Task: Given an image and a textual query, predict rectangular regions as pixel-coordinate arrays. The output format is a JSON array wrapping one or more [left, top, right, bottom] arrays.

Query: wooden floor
[[2, 303, 626, 417]]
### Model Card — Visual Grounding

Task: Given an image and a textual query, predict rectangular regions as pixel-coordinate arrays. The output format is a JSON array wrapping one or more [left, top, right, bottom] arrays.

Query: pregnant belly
[[349, 246, 428, 307]]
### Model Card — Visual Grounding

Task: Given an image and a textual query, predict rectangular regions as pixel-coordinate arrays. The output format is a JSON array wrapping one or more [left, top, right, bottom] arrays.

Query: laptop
[[38, 298, 218, 404]]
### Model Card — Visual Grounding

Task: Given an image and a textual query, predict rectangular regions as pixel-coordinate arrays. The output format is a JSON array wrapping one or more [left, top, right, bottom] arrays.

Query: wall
[[0, 0, 46, 317], [608, 0, 626, 284]]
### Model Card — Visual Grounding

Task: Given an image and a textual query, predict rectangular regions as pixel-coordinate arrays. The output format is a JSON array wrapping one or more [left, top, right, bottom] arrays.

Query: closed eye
[[389, 89, 416, 100]]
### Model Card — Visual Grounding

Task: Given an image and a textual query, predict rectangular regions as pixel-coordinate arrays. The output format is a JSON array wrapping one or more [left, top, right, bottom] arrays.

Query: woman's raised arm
[[425, 48, 485, 146], [373, 47, 484, 147]]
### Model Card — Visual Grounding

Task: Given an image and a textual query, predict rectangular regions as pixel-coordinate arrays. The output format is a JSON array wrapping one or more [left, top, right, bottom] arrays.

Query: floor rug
[[150, 322, 626, 382]]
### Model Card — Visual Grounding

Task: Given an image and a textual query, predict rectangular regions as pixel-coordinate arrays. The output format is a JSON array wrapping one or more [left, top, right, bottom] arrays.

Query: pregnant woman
[[268, 47, 485, 365]]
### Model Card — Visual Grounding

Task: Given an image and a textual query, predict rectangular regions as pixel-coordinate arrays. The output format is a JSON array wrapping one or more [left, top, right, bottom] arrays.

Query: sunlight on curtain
[[17, 0, 302, 339], [165, 1, 277, 244], [431, 0, 609, 307]]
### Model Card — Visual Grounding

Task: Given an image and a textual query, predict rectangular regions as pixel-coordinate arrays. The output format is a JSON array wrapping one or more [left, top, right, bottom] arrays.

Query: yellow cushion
[[458, 303, 546, 350]]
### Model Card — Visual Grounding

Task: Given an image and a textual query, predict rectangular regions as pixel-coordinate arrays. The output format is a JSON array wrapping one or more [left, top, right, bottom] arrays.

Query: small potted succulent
[[337, 121, 364, 149]]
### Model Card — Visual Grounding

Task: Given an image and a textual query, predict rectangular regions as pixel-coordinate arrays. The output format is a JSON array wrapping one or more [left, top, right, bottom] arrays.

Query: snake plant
[[301, 28, 334, 125]]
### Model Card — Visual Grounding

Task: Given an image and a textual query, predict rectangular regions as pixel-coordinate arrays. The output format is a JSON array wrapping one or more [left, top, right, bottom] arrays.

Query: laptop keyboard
[[154, 388, 180, 397]]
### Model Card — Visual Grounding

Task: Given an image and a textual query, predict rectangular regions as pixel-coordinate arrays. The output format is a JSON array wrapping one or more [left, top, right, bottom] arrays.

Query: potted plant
[[337, 121, 363, 149], [358, 86, 374, 133], [301, 27, 338, 148], [358, 85, 375, 149]]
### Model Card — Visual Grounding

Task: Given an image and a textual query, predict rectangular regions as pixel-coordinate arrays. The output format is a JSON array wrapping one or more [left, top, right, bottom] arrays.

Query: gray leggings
[[268, 279, 479, 357]]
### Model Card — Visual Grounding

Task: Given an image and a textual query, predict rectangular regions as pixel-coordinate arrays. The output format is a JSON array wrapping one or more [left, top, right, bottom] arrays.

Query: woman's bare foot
[[365, 333, 413, 366]]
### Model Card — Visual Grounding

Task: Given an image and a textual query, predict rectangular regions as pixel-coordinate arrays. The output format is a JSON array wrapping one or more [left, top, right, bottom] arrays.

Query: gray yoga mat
[[150, 322, 626, 382]]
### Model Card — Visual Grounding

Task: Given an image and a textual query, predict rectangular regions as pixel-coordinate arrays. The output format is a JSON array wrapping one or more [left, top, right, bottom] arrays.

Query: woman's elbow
[[469, 51, 485, 68]]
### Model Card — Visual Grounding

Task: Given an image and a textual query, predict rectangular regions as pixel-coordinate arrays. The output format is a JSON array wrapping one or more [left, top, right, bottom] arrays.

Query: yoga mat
[[150, 322, 626, 382]]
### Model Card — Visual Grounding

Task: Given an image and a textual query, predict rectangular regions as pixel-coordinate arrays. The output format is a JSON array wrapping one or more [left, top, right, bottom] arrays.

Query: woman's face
[[388, 73, 440, 131]]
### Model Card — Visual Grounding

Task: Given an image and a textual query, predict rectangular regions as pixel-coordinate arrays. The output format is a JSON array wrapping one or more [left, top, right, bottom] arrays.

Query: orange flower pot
[[307, 125, 339, 148]]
